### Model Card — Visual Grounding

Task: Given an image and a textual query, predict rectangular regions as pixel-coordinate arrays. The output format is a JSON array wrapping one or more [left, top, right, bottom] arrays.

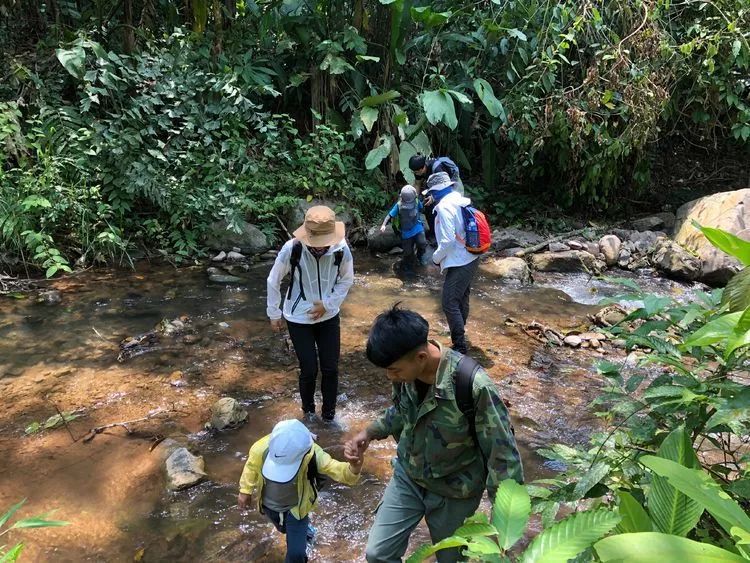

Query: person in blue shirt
[[380, 185, 428, 273]]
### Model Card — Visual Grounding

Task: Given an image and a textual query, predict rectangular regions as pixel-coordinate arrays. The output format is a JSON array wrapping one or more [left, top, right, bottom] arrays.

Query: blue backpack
[[431, 157, 461, 181]]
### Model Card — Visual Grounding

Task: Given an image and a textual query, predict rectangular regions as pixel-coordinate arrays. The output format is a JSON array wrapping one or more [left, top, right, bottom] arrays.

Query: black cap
[[408, 154, 426, 171]]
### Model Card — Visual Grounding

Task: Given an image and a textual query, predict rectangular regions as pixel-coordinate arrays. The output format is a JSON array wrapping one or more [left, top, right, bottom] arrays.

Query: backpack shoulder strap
[[332, 248, 345, 286], [286, 240, 305, 300], [454, 355, 480, 447]]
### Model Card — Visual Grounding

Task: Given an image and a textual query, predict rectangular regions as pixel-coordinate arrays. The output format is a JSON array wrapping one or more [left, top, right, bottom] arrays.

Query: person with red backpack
[[266, 206, 354, 424], [425, 172, 490, 354], [408, 154, 464, 243]]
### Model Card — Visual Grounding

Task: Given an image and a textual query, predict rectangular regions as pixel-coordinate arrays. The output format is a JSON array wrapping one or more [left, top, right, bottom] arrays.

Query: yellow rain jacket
[[238, 434, 360, 520]]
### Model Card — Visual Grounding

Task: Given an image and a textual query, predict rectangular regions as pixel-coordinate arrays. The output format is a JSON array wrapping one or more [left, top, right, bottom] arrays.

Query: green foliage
[[595, 532, 747, 562], [0, 500, 68, 562], [407, 481, 619, 562], [24, 411, 80, 435]]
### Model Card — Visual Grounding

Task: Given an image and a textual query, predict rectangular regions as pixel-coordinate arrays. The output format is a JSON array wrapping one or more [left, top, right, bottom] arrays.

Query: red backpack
[[459, 206, 492, 254]]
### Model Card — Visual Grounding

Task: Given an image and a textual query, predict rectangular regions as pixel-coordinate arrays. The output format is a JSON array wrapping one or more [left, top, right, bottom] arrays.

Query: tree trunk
[[211, 0, 223, 55], [123, 0, 135, 53], [224, 0, 236, 22]]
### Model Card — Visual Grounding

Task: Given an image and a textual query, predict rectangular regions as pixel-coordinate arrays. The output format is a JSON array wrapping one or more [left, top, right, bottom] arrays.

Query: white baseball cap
[[262, 419, 313, 483]]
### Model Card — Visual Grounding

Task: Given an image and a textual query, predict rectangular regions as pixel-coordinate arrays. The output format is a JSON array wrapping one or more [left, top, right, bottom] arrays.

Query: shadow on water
[[0, 252, 696, 561]]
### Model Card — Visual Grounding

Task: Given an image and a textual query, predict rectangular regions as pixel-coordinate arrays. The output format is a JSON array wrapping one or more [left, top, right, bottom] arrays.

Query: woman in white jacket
[[267, 206, 354, 423]]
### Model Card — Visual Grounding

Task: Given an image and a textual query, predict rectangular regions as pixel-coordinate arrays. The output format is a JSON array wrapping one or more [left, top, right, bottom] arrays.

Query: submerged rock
[[531, 250, 598, 273], [480, 257, 531, 283], [37, 290, 62, 305], [211, 251, 226, 262], [367, 226, 401, 253], [206, 397, 248, 431], [673, 189, 749, 284], [165, 447, 207, 491]]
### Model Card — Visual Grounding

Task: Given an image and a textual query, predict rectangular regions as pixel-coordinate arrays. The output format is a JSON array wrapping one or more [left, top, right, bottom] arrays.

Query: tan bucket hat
[[293, 205, 346, 247]]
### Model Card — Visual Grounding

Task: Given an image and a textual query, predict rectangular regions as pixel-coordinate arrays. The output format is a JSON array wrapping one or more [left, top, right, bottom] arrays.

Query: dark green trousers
[[365, 460, 482, 563]]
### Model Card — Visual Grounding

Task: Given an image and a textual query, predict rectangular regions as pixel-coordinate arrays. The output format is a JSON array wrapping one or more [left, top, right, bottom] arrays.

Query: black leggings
[[286, 315, 340, 419]]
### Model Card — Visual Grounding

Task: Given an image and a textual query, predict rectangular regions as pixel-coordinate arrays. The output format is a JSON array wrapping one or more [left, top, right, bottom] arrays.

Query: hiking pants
[[286, 314, 340, 419], [442, 258, 479, 353], [365, 460, 482, 563], [402, 231, 427, 268], [262, 506, 310, 563]]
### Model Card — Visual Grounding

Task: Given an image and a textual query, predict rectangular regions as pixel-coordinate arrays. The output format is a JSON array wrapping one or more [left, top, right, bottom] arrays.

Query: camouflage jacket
[[367, 343, 523, 499]]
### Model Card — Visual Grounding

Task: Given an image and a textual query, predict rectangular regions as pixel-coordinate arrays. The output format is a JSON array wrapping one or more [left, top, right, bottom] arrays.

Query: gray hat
[[424, 172, 454, 194], [399, 185, 417, 210]]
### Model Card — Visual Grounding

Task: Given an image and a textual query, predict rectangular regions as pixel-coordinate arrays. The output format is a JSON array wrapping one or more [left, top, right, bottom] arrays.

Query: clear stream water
[[0, 254, 695, 561]]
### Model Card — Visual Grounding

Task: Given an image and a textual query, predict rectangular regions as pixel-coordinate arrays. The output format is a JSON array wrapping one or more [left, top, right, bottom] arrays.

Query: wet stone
[[211, 251, 226, 262], [564, 335, 582, 347], [206, 397, 248, 431], [165, 448, 207, 491]]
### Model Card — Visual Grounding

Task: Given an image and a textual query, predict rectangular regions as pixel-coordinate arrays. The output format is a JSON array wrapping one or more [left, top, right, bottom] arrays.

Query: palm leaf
[[0, 500, 25, 529], [646, 427, 703, 536], [519, 510, 621, 563], [722, 268, 750, 312], [642, 456, 750, 537], [595, 531, 747, 562], [492, 479, 530, 550]]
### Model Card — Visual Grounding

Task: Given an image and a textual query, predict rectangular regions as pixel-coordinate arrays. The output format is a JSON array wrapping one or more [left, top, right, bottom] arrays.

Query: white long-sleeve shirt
[[432, 191, 479, 272], [266, 238, 354, 324]]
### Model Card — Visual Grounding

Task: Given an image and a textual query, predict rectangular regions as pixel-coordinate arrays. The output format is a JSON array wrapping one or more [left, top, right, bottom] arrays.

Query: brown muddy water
[[0, 253, 695, 561]]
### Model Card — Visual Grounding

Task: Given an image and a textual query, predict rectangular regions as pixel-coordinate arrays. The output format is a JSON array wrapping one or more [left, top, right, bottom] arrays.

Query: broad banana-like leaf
[[595, 532, 747, 562], [491, 479, 530, 550]]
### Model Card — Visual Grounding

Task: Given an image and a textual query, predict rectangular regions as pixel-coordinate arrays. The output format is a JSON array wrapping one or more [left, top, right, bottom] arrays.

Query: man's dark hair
[[408, 154, 427, 172], [366, 304, 429, 368]]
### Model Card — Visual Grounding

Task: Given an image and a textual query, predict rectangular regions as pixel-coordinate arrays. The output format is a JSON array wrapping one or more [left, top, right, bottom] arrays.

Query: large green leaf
[[56, 47, 85, 79], [410, 6, 451, 27], [10, 515, 68, 529], [519, 510, 620, 563], [398, 140, 419, 184], [642, 455, 750, 536], [491, 479, 530, 550], [646, 427, 703, 536], [360, 107, 379, 132], [421, 90, 458, 129], [365, 135, 392, 170], [406, 536, 469, 563], [706, 388, 750, 433], [361, 90, 401, 107], [695, 223, 750, 265], [473, 78, 506, 120], [722, 268, 750, 312], [595, 532, 747, 562], [616, 491, 654, 533], [682, 311, 744, 349]]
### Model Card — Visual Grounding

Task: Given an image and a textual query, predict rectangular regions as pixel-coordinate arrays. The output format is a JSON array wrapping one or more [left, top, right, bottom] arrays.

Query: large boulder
[[598, 235, 622, 267], [206, 397, 248, 431], [285, 198, 362, 237], [480, 257, 531, 283], [530, 250, 598, 273], [651, 239, 701, 281], [205, 219, 270, 255], [492, 228, 544, 251], [367, 226, 402, 253], [673, 189, 749, 284], [165, 447, 207, 491]]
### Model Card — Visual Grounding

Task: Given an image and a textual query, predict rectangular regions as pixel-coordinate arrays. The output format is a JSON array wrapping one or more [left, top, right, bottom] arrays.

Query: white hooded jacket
[[267, 238, 354, 324], [432, 191, 480, 272]]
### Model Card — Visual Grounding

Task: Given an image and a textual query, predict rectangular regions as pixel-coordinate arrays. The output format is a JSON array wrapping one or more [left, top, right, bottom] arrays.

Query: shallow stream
[[0, 254, 695, 561]]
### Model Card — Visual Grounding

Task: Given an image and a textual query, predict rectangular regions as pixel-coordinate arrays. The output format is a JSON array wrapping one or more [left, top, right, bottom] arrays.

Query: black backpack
[[454, 355, 481, 447], [286, 240, 344, 302]]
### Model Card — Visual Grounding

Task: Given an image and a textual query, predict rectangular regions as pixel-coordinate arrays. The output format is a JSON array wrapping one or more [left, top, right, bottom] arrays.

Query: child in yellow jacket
[[238, 419, 362, 562]]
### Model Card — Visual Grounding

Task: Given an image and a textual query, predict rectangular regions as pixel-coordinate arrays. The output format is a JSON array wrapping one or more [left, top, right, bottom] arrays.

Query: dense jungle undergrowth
[[0, 0, 748, 275]]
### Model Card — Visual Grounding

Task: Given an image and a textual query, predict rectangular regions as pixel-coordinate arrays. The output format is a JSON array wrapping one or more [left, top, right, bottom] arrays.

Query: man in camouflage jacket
[[345, 306, 522, 563]]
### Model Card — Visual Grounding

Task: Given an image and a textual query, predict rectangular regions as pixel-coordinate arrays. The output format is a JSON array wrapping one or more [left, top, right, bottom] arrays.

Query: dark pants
[[402, 231, 427, 268], [441, 259, 479, 353], [424, 201, 436, 242], [286, 314, 340, 419], [262, 506, 310, 563]]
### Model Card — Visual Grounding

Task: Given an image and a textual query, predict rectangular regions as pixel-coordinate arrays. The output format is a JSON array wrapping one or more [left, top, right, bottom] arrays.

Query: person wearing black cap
[[408, 154, 464, 242]]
